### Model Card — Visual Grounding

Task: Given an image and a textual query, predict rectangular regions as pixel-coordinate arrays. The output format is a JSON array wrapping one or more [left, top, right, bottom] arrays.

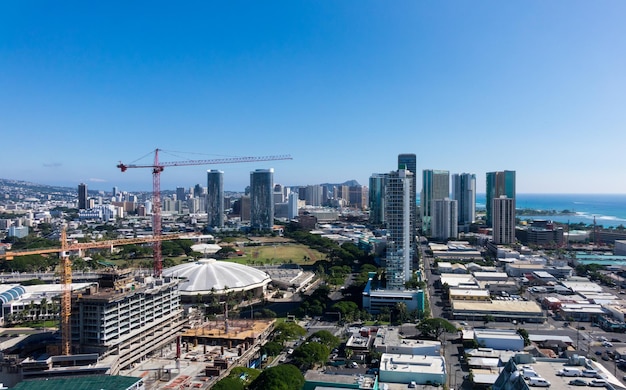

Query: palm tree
[[39, 298, 48, 321]]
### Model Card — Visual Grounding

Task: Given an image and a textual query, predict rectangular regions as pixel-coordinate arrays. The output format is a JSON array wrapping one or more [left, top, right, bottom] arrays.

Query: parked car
[[581, 369, 599, 378], [528, 377, 551, 387], [557, 367, 581, 377], [595, 351, 602, 356], [588, 379, 608, 387], [568, 379, 588, 386]]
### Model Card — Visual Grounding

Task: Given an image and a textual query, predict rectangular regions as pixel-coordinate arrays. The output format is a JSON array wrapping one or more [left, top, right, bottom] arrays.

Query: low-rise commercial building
[[439, 274, 478, 289], [474, 329, 524, 351], [449, 288, 490, 301], [451, 299, 545, 323], [436, 262, 468, 274], [373, 327, 440, 355], [558, 303, 605, 322], [379, 353, 446, 386]]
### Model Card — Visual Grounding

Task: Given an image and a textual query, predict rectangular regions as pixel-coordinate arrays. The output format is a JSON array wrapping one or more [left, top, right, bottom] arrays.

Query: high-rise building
[[493, 196, 515, 244], [250, 169, 274, 230], [431, 198, 458, 241], [335, 185, 349, 202], [486, 170, 516, 227], [112, 186, 119, 197], [452, 173, 476, 233], [304, 185, 323, 206], [369, 173, 387, 225], [421, 170, 449, 236], [348, 185, 368, 209], [288, 192, 299, 219], [398, 154, 417, 265], [176, 187, 186, 202], [240, 195, 251, 222], [78, 183, 88, 210], [206, 170, 224, 228], [385, 168, 414, 290], [273, 184, 284, 204], [193, 183, 204, 198]]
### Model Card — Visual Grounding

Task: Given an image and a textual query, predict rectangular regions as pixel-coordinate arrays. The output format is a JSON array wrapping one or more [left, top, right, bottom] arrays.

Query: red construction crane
[[117, 148, 292, 276]]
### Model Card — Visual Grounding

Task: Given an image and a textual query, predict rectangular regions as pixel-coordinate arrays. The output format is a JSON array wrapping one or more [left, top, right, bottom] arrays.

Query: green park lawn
[[226, 244, 324, 266]]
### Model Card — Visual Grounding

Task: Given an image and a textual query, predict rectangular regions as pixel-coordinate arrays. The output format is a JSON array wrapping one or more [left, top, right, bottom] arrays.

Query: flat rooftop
[[373, 327, 440, 351], [449, 288, 490, 298], [304, 370, 376, 389], [380, 353, 445, 375], [452, 299, 543, 314]]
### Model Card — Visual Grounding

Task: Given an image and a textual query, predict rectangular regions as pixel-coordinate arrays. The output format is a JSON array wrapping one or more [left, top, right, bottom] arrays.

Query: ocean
[[476, 193, 626, 227]]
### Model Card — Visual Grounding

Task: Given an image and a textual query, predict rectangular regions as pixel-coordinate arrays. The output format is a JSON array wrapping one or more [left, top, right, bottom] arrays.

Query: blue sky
[[1, 1, 625, 193]]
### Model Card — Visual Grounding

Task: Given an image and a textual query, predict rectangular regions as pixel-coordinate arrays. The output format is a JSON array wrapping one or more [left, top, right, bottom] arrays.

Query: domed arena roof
[[163, 258, 271, 295]]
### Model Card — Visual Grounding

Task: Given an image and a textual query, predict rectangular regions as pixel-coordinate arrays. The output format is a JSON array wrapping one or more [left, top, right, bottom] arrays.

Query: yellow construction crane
[[0, 227, 190, 355]]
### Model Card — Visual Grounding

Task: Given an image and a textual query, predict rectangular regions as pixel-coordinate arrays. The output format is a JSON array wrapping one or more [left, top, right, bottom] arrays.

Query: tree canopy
[[261, 341, 283, 356], [308, 330, 340, 349], [273, 322, 307, 344], [517, 328, 531, 346], [248, 364, 304, 390], [416, 317, 457, 340], [292, 342, 330, 370], [212, 377, 244, 390]]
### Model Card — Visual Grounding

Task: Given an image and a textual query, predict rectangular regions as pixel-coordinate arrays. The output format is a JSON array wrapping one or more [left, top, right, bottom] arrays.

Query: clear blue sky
[[2, 1, 625, 193]]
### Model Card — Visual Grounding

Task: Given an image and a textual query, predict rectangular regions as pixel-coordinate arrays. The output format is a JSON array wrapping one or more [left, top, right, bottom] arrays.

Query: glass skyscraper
[[486, 170, 516, 227], [206, 170, 224, 228], [369, 173, 387, 225], [452, 173, 476, 232], [78, 183, 88, 210], [250, 169, 274, 230], [421, 169, 449, 236]]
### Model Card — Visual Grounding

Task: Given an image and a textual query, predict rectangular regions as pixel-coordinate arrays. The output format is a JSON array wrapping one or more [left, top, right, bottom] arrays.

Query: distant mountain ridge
[[319, 180, 361, 187], [0, 178, 73, 192]]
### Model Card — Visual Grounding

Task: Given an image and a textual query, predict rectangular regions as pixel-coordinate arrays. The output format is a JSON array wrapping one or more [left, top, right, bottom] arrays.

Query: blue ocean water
[[476, 193, 626, 227]]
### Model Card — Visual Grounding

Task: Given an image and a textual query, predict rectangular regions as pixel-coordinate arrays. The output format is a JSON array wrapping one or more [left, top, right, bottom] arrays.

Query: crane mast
[[60, 228, 71, 355], [117, 148, 292, 276]]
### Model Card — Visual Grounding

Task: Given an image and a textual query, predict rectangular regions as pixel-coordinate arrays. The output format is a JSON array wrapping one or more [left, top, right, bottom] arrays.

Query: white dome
[[163, 258, 271, 295]]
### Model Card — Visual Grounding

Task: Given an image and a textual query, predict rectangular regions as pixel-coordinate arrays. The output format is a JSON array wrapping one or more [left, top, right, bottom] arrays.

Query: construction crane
[[0, 228, 192, 355], [117, 148, 292, 277], [0, 232, 190, 260]]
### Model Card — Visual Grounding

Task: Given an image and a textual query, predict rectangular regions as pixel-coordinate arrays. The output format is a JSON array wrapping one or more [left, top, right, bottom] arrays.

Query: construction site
[[0, 149, 292, 388], [108, 316, 276, 389]]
